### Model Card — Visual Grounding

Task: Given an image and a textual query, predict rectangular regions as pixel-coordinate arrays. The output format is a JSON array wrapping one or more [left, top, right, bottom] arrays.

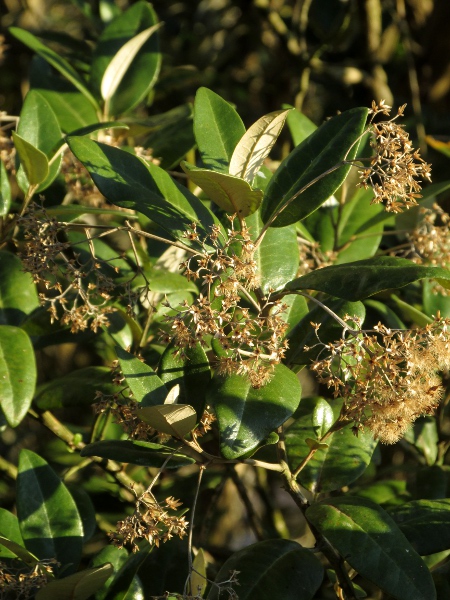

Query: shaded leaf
[[261, 107, 368, 227], [182, 162, 263, 218], [284, 257, 450, 301], [17, 450, 83, 574], [207, 539, 323, 600], [306, 496, 436, 600], [80, 439, 194, 468], [207, 364, 301, 460], [103, 541, 151, 600], [116, 347, 168, 407], [36, 564, 114, 600], [0, 251, 39, 326], [229, 109, 291, 182], [194, 87, 245, 173], [0, 535, 40, 567], [0, 160, 11, 217], [0, 326, 36, 427]]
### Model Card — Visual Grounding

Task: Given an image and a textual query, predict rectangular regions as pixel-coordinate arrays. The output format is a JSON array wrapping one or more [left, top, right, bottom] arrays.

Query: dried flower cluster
[[162, 218, 289, 388], [407, 204, 450, 267], [310, 314, 450, 444], [359, 100, 432, 213], [108, 492, 188, 553], [297, 238, 337, 276], [17, 204, 147, 332], [0, 558, 58, 600]]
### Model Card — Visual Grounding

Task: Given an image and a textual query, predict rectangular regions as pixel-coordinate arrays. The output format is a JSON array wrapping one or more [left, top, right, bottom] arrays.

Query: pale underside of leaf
[[139, 404, 197, 438], [229, 109, 291, 182], [101, 23, 162, 103]]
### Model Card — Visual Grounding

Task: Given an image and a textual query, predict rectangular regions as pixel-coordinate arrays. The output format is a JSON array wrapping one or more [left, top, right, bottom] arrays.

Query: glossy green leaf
[[103, 541, 151, 600], [91, 1, 161, 116], [68, 486, 97, 543], [207, 539, 323, 600], [0, 326, 36, 427], [33, 367, 117, 410], [0, 535, 40, 567], [0, 251, 39, 326], [116, 347, 168, 407], [389, 499, 450, 556], [286, 298, 366, 365], [36, 564, 114, 600], [12, 132, 48, 187], [245, 211, 299, 294], [91, 546, 129, 600], [181, 162, 263, 218], [9, 27, 98, 110], [261, 107, 368, 227], [0, 511, 24, 558], [207, 363, 301, 460], [284, 256, 450, 301], [158, 341, 210, 416], [17, 449, 83, 574], [138, 404, 197, 438], [80, 439, 195, 468], [306, 496, 436, 600], [0, 160, 11, 217], [229, 109, 291, 182], [403, 417, 439, 466], [284, 106, 317, 146], [67, 137, 221, 243], [286, 398, 377, 492], [194, 87, 246, 173]]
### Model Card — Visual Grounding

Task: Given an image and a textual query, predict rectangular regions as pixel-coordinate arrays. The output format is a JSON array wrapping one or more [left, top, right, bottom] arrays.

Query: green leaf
[[91, 546, 129, 600], [229, 109, 291, 182], [306, 496, 436, 600], [91, 1, 161, 116], [67, 137, 221, 243], [0, 326, 36, 427], [143, 268, 198, 294], [284, 256, 450, 301], [34, 366, 117, 410], [403, 417, 439, 466], [9, 27, 98, 110], [194, 87, 246, 173], [389, 499, 450, 556], [391, 293, 433, 327], [0, 251, 39, 326], [0, 160, 11, 217], [245, 211, 299, 294], [286, 298, 366, 365], [138, 404, 197, 438], [0, 510, 24, 558], [36, 564, 114, 600], [207, 363, 301, 460], [17, 450, 83, 574], [190, 548, 207, 598], [423, 280, 450, 319], [261, 107, 369, 227], [12, 132, 48, 187], [207, 539, 323, 600], [116, 347, 168, 407], [158, 341, 211, 416], [103, 541, 151, 600], [284, 104, 317, 146], [182, 162, 263, 218], [351, 479, 411, 507], [80, 440, 195, 468], [0, 535, 41, 567], [286, 398, 377, 492]]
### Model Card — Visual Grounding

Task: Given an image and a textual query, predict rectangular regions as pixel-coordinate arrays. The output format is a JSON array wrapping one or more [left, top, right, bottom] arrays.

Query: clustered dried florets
[[161, 217, 289, 388], [358, 100, 432, 213], [0, 558, 58, 600], [108, 492, 188, 553], [309, 314, 450, 444]]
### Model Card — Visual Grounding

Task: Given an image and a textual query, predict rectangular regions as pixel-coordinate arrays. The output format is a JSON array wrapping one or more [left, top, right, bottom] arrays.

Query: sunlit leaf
[[138, 404, 197, 438]]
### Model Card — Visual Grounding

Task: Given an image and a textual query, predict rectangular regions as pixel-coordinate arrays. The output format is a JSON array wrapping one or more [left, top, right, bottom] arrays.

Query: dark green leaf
[[207, 539, 323, 600], [0, 160, 11, 217], [389, 499, 450, 556], [0, 326, 36, 427], [245, 211, 299, 294], [80, 440, 194, 468], [306, 496, 436, 600], [0, 251, 39, 326], [116, 347, 168, 407], [9, 27, 98, 110], [67, 137, 221, 243], [0, 510, 24, 558], [17, 450, 83, 574], [207, 364, 301, 460], [91, 1, 161, 117], [261, 107, 368, 227], [285, 298, 365, 365], [36, 564, 114, 600], [103, 541, 151, 600], [194, 87, 245, 173], [403, 417, 438, 466], [284, 257, 450, 301], [67, 486, 97, 543], [34, 366, 116, 410], [158, 341, 210, 416], [0, 535, 40, 567], [286, 398, 377, 492], [91, 546, 129, 600]]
